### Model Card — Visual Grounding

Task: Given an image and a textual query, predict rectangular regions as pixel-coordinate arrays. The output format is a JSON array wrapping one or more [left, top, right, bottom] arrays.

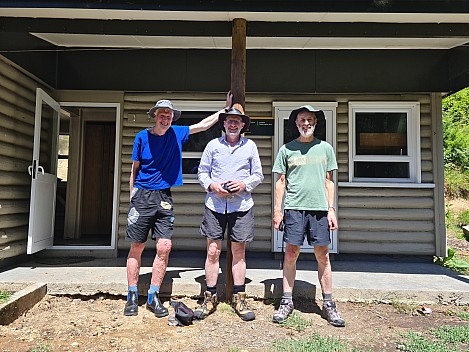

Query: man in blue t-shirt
[[124, 94, 232, 317]]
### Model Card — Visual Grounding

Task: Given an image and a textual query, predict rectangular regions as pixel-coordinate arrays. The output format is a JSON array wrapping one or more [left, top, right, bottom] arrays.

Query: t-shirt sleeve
[[272, 146, 287, 174], [131, 133, 141, 162], [326, 144, 338, 171], [173, 125, 190, 144]]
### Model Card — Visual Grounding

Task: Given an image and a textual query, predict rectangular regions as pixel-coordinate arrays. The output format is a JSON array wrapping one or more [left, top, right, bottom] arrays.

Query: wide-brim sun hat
[[219, 107, 250, 134], [288, 105, 326, 140], [147, 99, 182, 121]]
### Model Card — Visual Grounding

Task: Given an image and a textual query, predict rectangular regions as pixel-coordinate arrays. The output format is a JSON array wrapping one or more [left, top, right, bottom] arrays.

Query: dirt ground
[[0, 294, 468, 352]]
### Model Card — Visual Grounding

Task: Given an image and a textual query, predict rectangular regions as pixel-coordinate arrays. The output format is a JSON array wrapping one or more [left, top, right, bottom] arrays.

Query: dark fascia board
[[1, 1, 469, 13], [2, 18, 469, 38]]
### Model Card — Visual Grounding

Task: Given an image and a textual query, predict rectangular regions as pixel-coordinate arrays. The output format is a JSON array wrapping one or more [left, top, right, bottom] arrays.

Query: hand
[[327, 209, 338, 230], [224, 180, 245, 194], [209, 182, 230, 197], [225, 91, 233, 109], [273, 210, 284, 230]]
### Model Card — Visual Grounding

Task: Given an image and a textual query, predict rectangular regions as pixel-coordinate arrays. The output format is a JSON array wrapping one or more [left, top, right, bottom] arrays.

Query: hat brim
[[219, 112, 250, 134], [147, 107, 181, 121], [288, 107, 326, 140]]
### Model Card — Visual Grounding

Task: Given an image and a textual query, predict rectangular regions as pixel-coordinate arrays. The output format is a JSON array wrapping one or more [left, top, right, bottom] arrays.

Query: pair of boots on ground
[[123, 289, 168, 317], [272, 292, 346, 327], [194, 288, 255, 322]]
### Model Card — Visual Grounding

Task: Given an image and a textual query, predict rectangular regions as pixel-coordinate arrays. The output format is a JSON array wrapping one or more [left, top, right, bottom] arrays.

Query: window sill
[[338, 182, 435, 189]]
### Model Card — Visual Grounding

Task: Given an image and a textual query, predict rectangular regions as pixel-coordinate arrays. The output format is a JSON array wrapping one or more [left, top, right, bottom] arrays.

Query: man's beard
[[298, 126, 315, 138]]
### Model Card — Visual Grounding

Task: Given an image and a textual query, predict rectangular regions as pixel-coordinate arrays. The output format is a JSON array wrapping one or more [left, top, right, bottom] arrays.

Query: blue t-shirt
[[132, 125, 190, 190]]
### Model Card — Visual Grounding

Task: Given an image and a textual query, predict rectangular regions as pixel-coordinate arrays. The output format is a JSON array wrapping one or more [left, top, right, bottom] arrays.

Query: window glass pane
[[58, 135, 69, 156], [182, 158, 201, 175], [173, 112, 221, 152], [355, 112, 407, 156], [354, 161, 409, 178]]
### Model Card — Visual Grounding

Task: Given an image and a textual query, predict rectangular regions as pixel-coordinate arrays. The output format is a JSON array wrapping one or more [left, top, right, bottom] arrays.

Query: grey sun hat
[[147, 99, 182, 121], [288, 105, 326, 140], [219, 107, 250, 133]]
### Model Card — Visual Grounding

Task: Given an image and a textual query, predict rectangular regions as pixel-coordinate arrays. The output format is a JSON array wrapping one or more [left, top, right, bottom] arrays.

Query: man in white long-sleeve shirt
[[195, 107, 264, 322]]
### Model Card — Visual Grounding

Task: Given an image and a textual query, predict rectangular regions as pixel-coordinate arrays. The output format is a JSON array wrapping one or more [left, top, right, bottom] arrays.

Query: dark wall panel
[[448, 46, 469, 94], [316, 50, 449, 93], [57, 49, 231, 91]]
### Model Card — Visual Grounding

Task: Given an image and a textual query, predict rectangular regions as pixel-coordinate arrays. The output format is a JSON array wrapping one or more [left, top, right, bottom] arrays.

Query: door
[[80, 121, 115, 244], [272, 102, 339, 253], [27, 88, 61, 254]]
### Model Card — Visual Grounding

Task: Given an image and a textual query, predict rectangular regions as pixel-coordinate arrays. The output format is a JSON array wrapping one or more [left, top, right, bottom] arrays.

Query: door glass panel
[[39, 102, 59, 175]]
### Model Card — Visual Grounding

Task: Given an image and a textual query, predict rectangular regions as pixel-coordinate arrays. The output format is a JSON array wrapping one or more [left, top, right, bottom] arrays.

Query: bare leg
[[126, 242, 145, 286], [231, 242, 247, 286], [314, 245, 332, 295], [205, 239, 222, 286], [150, 238, 172, 286], [282, 244, 301, 293]]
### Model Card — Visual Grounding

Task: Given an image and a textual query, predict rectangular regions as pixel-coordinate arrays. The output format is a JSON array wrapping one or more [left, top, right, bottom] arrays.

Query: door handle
[[28, 165, 33, 176], [37, 166, 45, 175]]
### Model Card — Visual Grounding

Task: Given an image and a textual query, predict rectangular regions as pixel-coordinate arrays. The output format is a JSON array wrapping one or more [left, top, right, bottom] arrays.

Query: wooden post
[[226, 18, 246, 301]]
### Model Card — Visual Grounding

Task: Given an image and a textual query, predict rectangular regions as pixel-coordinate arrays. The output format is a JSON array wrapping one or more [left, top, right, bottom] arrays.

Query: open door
[[27, 88, 61, 254]]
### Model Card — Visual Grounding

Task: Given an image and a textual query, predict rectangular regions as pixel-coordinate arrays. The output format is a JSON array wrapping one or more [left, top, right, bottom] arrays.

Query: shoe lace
[[239, 299, 250, 312], [277, 301, 292, 316]]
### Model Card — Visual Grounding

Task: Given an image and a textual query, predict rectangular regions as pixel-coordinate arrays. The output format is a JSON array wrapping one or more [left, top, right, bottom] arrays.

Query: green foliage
[[432, 324, 469, 344], [442, 88, 469, 171], [456, 311, 469, 321], [272, 332, 361, 352], [0, 290, 11, 304], [398, 332, 452, 352], [434, 248, 469, 273], [444, 164, 469, 199], [391, 301, 420, 315], [457, 210, 469, 226], [31, 342, 52, 352], [279, 312, 314, 332]]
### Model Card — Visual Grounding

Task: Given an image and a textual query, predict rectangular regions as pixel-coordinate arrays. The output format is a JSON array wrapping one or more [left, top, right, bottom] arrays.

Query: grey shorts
[[200, 207, 254, 243], [126, 188, 174, 243], [283, 209, 331, 247]]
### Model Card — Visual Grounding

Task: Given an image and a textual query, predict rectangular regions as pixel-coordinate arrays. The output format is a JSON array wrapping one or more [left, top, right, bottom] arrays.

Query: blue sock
[[148, 285, 160, 303], [128, 286, 138, 299]]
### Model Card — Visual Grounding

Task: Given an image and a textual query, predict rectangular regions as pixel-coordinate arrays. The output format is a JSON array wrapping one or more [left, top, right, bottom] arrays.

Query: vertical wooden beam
[[226, 18, 246, 300]]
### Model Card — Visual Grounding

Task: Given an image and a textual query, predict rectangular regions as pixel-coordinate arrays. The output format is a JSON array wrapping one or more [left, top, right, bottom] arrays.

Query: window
[[349, 102, 421, 183], [172, 101, 224, 182]]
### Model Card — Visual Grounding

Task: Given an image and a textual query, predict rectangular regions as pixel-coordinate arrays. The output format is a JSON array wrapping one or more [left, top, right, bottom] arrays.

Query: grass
[[0, 290, 12, 304], [398, 324, 469, 352], [272, 332, 361, 352], [391, 301, 420, 315], [279, 312, 314, 332], [31, 342, 52, 352]]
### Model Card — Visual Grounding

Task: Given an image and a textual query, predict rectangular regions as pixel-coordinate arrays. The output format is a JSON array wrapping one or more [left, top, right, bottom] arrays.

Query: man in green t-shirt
[[271, 105, 345, 327]]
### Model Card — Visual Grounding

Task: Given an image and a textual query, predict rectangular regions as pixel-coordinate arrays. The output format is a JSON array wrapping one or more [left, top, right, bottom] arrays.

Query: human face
[[296, 111, 317, 138], [223, 116, 244, 137], [154, 108, 173, 133]]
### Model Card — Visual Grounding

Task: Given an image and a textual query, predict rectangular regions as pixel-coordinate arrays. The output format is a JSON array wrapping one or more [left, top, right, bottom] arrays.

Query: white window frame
[[348, 102, 421, 183], [173, 100, 225, 183]]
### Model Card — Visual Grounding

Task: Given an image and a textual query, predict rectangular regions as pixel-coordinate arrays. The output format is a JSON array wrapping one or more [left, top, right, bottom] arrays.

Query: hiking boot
[[123, 291, 138, 316], [194, 291, 218, 320], [231, 292, 255, 321], [146, 292, 169, 318], [272, 298, 294, 323], [322, 301, 345, 327]]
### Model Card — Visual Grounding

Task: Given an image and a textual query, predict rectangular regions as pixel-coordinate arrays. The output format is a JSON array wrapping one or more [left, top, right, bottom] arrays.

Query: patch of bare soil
[[0, 295, 468, 352]]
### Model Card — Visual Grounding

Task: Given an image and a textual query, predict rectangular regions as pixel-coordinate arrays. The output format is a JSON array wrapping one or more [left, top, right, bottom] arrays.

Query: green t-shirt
[[272, 139, 338, 211]]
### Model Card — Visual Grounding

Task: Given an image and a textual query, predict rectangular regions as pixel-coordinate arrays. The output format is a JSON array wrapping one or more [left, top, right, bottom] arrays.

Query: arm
[[129, 160, 140, 201], [189, 91, 233, 135], [325, 171, 338, 230], [273, 173, 286, 230], [197, 142, 230, 196]]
